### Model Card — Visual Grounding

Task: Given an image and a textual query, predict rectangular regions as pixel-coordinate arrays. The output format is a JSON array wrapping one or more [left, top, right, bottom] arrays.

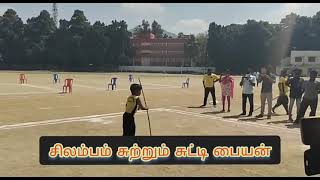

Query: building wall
[[119, 66, 216, 74], [130, 35, 189, 67], [290, 51, 320, 65], [277, 51, 320, 76]]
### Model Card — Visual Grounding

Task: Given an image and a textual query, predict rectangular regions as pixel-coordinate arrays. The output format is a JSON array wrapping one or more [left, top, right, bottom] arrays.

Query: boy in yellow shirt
[[272, 70, 289, 114], [200, 69, 220, 108], [122, 83, 148, 136]]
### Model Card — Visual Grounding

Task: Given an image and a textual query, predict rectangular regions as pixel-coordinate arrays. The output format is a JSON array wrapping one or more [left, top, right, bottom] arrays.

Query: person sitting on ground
[[295, 70, 320, 125], [272, 69, 289, 115]]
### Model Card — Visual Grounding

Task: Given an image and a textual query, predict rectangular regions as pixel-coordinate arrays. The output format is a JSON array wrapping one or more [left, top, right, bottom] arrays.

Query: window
[[308, 56, 316, 63], [295, 57, 303, 63]]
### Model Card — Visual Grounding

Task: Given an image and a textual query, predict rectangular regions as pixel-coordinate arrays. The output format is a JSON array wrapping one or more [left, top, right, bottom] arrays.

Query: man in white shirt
[[240, 68, 257, 116]]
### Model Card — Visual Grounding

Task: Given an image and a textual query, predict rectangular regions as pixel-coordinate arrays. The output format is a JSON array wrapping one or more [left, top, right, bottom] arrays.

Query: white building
[[277, 51, 320, 76], [291, 51, 320, 65]]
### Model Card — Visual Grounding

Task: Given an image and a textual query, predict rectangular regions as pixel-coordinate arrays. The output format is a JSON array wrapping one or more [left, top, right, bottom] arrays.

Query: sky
[[1, 3, 320, 35]]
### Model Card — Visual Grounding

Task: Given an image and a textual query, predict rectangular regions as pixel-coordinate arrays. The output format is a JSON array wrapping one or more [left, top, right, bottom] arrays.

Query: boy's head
[[130, 83, 142, 96], [310, 70, 318, 80], [247, 67, 253, 74], [207, 69, 212, 75]]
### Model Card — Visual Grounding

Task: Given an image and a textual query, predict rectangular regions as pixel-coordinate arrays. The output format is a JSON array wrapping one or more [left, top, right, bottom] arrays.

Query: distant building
[[277, 51, 320, 76], [130, 33, 190, 67]]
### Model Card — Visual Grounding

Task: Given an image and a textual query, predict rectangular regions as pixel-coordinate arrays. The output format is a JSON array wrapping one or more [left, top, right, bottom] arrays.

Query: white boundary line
[[143, 83, 180, 88], [0, 92, 54, 96], [22, 84, 57, 91], [73, 84, 106, 91], [0, 106, 301, 135], [0, 108, 165, 130]]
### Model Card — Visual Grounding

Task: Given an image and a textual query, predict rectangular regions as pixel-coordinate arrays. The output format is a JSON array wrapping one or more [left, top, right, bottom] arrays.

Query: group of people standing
[[201, 67, 320, 124], [201, 69, 234, 112]]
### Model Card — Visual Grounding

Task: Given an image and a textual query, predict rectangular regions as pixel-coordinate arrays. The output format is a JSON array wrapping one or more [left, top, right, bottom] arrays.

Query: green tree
[[178, 32, 184, 38], [195, 33, 208, 66], [24, 10, 57, 66], [0, 9, 25, 65], [184, 34, 199, 67], [151, 20, 163, 38]]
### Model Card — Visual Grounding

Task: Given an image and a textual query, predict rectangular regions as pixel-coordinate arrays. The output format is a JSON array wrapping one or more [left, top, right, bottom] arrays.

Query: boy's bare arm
[[137, 98, 148, 110]]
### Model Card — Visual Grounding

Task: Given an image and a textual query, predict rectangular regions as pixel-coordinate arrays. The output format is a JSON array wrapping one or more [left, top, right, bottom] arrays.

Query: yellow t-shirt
[[279, 77, 289, 96], [203, 74, 219, 88], [125, 95, 139, 115]]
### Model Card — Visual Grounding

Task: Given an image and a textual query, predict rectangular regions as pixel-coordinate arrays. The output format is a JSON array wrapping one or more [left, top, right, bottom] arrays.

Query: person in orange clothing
[[63, 78, 73, 93], [19, 74, 27, 84]]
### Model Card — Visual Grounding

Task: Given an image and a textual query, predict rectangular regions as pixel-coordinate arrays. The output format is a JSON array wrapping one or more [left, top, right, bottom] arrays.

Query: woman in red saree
[[219, 70, 234, 112]]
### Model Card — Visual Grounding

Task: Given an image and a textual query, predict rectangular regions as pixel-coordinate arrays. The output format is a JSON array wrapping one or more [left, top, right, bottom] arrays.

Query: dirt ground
[[0, 70, 317, 177]]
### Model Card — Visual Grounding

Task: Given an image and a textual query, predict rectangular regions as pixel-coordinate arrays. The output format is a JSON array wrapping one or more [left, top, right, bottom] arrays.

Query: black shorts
[[122, 113, 136, 136]]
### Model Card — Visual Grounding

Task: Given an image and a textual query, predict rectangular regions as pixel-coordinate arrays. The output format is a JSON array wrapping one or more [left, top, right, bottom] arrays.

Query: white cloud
[[170, 18, 209, 35], [120, 3, 164, 14], [272, 3, 320, 22], [0, 5, 16, 15], [119, 3, 166, 29]]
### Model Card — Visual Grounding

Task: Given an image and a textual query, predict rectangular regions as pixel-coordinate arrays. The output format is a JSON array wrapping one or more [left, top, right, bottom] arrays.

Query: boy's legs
[[248, 94, 254, 116], [122, 114, 136, 136], [296, 98, 302, 120], [266, 92, 273, 117], [272, 96, 282, 112], [202, 88, 210, 106], [222, 96, 226, 111], [259, 93, 267, 116], [227, 96, 231, 111], [309, 98, 318, 116], [295, 98, 310, 124], [296, 98, 302, 119], [282, 95, 289, 114], [210, 87, 217, 106], [242, 94, 247, 114], [288, 97, 295, 120]]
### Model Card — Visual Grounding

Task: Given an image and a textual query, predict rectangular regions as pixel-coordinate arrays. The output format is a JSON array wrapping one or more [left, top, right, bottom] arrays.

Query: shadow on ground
[[188, 106, 210, 108], [271, 113, 287, 117], [267, 120, 291, 124], [202, 111, 225, 115], [286, 124, 301, 129], [223, 115, 242, 119], [238, 117, 259, 122]]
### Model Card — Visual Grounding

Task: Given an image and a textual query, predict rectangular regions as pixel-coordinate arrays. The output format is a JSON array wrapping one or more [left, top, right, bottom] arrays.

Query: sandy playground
[[0, 70, 317, 177]]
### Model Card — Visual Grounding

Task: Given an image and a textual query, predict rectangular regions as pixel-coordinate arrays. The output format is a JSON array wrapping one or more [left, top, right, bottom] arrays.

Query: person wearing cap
[[122, 83, 148, 136]]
